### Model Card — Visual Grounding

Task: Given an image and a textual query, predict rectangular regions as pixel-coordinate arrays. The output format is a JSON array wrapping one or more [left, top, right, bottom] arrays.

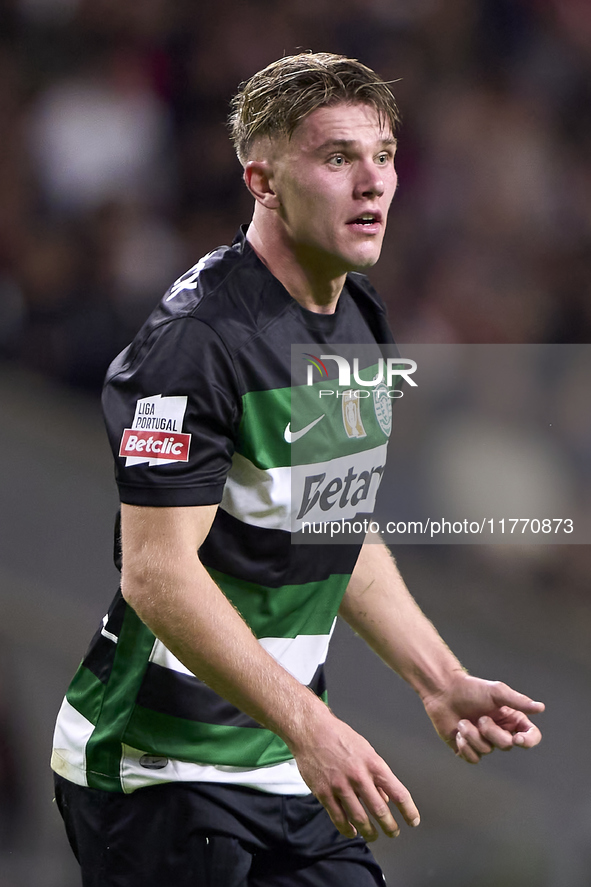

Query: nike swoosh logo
[[284, 415, 325, 443]]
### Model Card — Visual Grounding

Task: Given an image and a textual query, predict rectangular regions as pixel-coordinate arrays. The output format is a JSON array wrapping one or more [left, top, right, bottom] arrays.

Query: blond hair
[[229, 52, 400, 164]]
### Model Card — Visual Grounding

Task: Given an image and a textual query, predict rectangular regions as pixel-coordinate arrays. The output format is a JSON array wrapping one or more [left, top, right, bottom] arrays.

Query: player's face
[[271, 102, 397, 278]]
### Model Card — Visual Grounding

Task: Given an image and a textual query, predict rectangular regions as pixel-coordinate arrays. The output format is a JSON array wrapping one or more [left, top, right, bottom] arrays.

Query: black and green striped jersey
[[51, 228, 395, 794]]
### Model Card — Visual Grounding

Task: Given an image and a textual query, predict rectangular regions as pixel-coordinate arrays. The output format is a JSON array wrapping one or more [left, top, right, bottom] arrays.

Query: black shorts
[[54, 775, 386, 886]]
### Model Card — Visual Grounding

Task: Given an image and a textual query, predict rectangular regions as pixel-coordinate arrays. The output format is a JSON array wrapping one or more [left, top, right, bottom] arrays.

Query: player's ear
[[243, 160, 280, 209]]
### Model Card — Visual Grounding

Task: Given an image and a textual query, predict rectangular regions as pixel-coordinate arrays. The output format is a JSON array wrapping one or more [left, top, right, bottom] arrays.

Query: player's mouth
[[346, 212, 382, 234]]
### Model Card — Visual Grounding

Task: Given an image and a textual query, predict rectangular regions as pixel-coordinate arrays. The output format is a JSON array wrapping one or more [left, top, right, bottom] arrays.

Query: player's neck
[[246, 217, 345, 315]]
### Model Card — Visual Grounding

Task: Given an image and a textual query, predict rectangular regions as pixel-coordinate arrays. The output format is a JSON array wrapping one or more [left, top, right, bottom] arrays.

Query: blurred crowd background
[[1, 0, 591, 389], [1, 0, 590, 884]]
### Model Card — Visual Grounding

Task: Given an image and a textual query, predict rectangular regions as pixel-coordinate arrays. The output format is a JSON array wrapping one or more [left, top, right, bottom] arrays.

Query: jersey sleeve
[[102, 316, 242, 507]]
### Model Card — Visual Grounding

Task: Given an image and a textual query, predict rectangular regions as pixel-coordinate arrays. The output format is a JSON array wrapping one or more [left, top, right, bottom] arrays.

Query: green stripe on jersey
[[207, 568, 349, 639], [237, 367, 391, 471], [66, 664, 105, 726], [238, 386, 291, 469], [124, 706, 293, 768], [85, 605, 156, 791]]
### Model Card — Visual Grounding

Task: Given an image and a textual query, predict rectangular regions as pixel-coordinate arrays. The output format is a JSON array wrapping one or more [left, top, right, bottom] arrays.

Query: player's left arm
[[339, 542, 544, 763]]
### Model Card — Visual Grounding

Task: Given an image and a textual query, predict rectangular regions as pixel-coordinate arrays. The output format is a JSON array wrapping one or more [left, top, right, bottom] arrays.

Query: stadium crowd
[[0, 0, 590, 392]]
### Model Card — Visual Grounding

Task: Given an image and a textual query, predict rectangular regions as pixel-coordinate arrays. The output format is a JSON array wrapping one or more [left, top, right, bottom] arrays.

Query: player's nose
[[354, 162, 385, 199]]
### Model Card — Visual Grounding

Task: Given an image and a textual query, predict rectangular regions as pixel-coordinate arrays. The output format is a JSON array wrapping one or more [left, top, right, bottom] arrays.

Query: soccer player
[[51, 52, 544, 886]]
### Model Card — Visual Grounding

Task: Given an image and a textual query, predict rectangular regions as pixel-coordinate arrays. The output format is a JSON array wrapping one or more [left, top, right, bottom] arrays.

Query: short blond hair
[[229, 52, 400, 164]]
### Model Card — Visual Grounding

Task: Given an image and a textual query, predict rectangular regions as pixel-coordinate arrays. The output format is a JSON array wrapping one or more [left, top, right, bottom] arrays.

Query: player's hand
[[291, 710, 420, 841], [421, 671, 544, 764]]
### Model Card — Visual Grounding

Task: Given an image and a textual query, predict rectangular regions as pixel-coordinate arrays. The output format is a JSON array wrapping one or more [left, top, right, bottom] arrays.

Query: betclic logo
[[119, 395, 191, 467]]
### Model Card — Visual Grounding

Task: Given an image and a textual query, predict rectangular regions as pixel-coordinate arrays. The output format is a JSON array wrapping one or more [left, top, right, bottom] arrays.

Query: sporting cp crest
[[342, 390, 367, 439], [373, 383, 392, 436]]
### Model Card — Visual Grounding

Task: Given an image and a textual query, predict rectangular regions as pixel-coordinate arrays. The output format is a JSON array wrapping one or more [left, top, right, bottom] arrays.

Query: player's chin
[[348, 246, 382, 270], [346, 235, 384, 268]]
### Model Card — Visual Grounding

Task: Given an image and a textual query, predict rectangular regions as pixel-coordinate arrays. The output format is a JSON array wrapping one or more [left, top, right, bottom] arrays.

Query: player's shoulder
[[143, 227, 288, 345], [104, 228, 290, 383], [162, 234, 248, 316]]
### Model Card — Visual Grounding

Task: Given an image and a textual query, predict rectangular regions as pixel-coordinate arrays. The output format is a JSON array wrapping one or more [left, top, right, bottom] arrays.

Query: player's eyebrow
[[315, 137, 397, 153]]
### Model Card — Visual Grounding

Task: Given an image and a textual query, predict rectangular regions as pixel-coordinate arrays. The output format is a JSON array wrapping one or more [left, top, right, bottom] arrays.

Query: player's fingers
[[455, 731, 482, 764], [359, 785, 402, 839], [457, 719, 495, 756], [489, 681, 545, 715], [476, 716, 514, 750], [513, 722, 543, 748], [318, 793, 358, 839], [338, 790, 381, 842], [379, 774, 421, 830]]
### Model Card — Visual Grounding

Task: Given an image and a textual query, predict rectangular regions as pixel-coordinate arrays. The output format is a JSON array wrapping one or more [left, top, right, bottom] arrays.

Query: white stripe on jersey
[[149, 624, 335, 687], [221, 445, 388, 532], [51, 698, 94, 787], [119, 745, 309, 795]]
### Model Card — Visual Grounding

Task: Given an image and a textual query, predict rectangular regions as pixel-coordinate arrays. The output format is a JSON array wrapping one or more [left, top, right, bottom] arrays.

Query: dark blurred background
[[0, 0, 590, 884]]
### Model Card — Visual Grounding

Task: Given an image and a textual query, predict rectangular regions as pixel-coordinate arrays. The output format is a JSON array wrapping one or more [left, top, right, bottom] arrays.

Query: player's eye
[[329, 154, 346, 166]]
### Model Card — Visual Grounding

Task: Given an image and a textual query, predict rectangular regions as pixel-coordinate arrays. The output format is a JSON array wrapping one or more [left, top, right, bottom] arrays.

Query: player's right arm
[[120, 501, 420, 842]]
